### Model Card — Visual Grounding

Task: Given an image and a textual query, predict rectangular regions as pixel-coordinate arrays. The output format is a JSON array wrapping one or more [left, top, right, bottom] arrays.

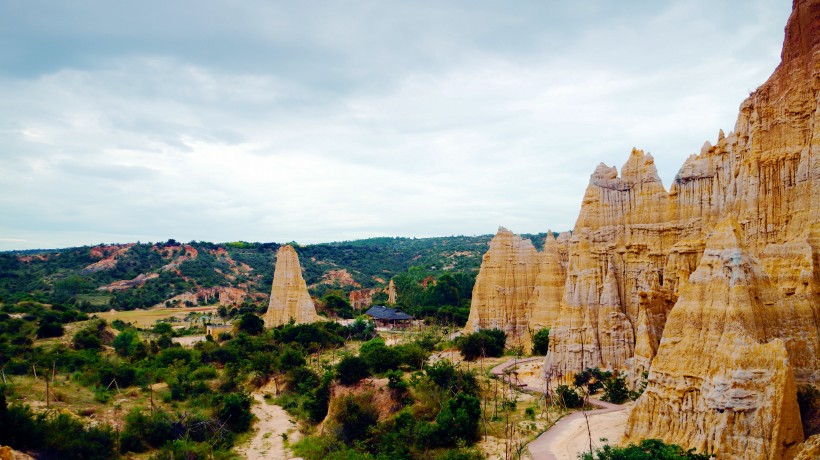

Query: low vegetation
[[580, 438, 712, 460], [456, 329, 506, 360]]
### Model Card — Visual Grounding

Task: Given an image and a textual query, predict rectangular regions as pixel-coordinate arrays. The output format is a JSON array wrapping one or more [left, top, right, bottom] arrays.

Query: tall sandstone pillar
[[624, 220, 804, 459], [464, 227, 541, 350], [264, 245, 319, 327]]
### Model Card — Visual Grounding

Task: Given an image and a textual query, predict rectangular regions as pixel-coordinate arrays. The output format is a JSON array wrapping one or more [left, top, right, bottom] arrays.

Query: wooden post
[[45, 376, 50, 407], [32, 365, 38, 380], [584, 411, 593, 455]]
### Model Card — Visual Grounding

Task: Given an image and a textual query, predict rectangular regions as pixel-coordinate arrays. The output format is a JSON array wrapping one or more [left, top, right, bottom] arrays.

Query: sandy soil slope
[[236, 393, 302, 460]]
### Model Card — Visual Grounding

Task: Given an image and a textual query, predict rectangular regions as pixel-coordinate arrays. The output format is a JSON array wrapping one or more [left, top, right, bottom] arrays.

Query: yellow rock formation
[[548, 1, 820, 456], [264, 245, 319, 327], [624, 220, 804, 459], [464, 227, 542, 350], [527, 231, 568, 331], [387, 279, 397, 304], [548, 0, 820, 385]]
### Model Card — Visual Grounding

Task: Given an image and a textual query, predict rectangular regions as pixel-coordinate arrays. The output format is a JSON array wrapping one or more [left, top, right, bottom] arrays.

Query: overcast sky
[[0, 1, 792, 250]]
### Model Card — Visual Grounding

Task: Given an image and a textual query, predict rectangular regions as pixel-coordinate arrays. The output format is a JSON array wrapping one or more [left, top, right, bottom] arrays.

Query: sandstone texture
[[387, 279, 397, 304], [466, 2, 819, 455], [0, 446, 34, 460], [527, 232, 568, 331], [621, 1, 820, 457], [624, 220, 804, 459], [349, 288, 375, 309], [264, 245, 319, 327], [794, 435, 820, 460], [547, 0, 820, 382], [465, 227, 543, 350]]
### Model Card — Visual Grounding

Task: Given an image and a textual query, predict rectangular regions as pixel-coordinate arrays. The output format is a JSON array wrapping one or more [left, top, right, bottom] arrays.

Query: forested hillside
[[0, 233, 551, 314]]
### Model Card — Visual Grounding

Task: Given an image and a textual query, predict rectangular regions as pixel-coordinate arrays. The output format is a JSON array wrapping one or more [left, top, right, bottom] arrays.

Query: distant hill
[[0, 233, 550, 311]]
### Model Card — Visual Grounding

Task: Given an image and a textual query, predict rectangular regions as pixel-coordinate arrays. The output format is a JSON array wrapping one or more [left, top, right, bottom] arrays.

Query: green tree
[[359, 338, 400, 373], [73, 321, 106, 350], [531, 328, 550, 355], [322, 293, 354, 319], [555, 385, 583, 408], [216, 392, 253, 433], [456, 329, 506, 360], [602, 375, 630, 404], [237, 313, 264, 335], [433, 393, 482, 445], [336, 356, 370, 385], [113, 329, 146, 359], [332, 395, 378, 443]]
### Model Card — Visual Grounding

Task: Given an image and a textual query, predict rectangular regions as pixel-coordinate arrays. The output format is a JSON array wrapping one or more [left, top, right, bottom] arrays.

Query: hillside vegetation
[[0, 233, 549, 315]]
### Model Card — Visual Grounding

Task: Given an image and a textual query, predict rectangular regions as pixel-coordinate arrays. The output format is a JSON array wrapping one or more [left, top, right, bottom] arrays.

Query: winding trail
[[488, 358, 631, 460], [236, 393, 301, 460], [526, 399, 630, 460]]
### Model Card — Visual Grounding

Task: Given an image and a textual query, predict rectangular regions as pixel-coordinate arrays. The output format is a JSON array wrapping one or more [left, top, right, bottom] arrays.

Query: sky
[[0, 0, 792, 250]]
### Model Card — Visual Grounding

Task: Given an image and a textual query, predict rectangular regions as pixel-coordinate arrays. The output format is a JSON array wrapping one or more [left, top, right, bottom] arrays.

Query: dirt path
[[235, 393, 301, 460], [526, 400, 631, 460]]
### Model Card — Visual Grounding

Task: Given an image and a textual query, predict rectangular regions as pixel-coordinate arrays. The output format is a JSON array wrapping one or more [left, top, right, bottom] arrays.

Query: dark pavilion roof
[[365, 305, 413, 321]]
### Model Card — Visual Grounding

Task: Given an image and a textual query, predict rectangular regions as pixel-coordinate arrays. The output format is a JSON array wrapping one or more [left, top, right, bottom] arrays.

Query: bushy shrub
[[73, 321, 106, 350], [531, 328, 550, 355], [216, 392, 253, 433], [456, 329, 506, 360], [602, 375, 630, 404], [36, 321, 64, 338], [120, 409, 175, 453], [336, 356, 370, 385], [574, 368, 611, 393], [394, 342, 429, 370], [359, 338, 400, 373], [579, 438, 711, 460], [237, 313, 264, 335], [555, 385, 583, 408], [305, 372, 333, 423], [113, 329, 146, 358], [423, 359, 478, 397], [332, 395, 378, 443], [0, 397, 116, 460], [432, 393, 481, 445], [277, 346, 306, 371], [287, 366, 321, 396]]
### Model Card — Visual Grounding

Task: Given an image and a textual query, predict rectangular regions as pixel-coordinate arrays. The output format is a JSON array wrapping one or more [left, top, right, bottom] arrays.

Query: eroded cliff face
[[349, 289, 375, 309], [465, 227, 542, 349], [264, 245, 319, 327], [624, 220, 804, 459], [527, 232, 569, 331], [621, 1, 820, 457], [547, 0, 820, 389], [546, 150, 679, 379]]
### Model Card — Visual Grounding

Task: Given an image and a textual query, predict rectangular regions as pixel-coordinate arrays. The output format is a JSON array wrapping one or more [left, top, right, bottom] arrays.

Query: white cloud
[[0, 0, 792, 250]]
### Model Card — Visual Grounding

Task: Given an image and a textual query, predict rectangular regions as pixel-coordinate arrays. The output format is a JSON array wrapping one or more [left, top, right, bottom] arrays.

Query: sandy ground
[[94, 305, 218, 327], [527, 401, 632, 460], [235, 393, 302, 460], [171, 335, 207, 347], [486, 358, 631, 460]]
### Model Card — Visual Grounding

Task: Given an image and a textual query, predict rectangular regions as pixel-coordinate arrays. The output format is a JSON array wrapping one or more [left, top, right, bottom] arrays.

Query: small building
[[206, 323, 233, 337], [365, 305, 413, 329]]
